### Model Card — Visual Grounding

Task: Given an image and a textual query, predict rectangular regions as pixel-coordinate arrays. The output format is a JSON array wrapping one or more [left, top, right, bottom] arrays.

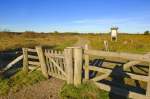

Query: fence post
[[36, 46, 49, 78], [22, 48, 29, 72], [64, 48, 73, 84], [146, 63, 150, 98], [84, 44, 89, 80], [74, 47, 83, 86]]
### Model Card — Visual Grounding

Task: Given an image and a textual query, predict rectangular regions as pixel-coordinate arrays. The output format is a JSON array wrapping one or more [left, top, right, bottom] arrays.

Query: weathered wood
[[45, 49, 51, 75], [74, 47, 83, 86], [48, 56, 67, 77], [84, 50, 150, 62], [86, 66, 149, 82], [91, 73, 110, 82], [45, 52, 64, 58], [146, 64, 150, 97], [27, 48, 37, 52], [28, 61, 40, 66], [36, 46, 48, 78], [64, 48, 73, 84], [4, 55, 23, 71], [94, 82, 149, 99], [22, 48, 29, 72], [104, 40, 109, 51], [28, 55, 39, 59], [123, 61, 141, 70], [58, 51, 63, 75], [48, 50, 55, 74], [84, 44, 90, 80]]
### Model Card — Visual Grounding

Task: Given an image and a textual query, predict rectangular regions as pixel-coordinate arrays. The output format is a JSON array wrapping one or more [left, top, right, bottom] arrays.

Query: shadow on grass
[[0, 45, 56, 79], [86, 58, 147, 99]]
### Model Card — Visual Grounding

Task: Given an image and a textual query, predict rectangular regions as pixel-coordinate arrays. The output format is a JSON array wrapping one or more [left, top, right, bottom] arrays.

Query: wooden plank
[[146, 64, 150, 97], [94, 82, 149, 99], [28, 55, 39, 59], [84, 50, 150, 62], [58, 51, 63, 75], [49, 50, 55, 75], [27, 48, 37, 52], [48, 56, 67, 77], [45, 49, 51, 75], [51, 50, 57, 75], [86, 66, 149, 82], [4, 55, 23, 71], [45, 52, 64, 58], [64, 48, 73, 84], [123, 61, 141, 70], [91, 73, 110, 82], [28, 61, 40, 66], [84, 44, 90, 80], [22, 48, 29, 72], [36, 46, 48, 78], [74, 47, 83, 86], [48, 72, 66, 80]]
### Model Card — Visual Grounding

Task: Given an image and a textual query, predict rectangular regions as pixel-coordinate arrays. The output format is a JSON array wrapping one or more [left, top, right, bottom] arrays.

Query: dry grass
[[0, 32, 78, 51]]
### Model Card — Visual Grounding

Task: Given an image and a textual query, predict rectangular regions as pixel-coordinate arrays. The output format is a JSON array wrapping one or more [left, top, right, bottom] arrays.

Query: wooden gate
[[83, 45, 150, 99], [44, 49, 67, 80]]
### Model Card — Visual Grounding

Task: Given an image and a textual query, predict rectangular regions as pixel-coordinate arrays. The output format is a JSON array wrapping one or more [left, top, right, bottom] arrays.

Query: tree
[[144, 30, 149, 35]]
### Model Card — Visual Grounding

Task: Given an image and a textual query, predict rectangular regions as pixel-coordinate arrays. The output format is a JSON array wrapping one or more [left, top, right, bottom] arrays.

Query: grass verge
[[60, 82, 108, 99], [0, 70, 46, 95]]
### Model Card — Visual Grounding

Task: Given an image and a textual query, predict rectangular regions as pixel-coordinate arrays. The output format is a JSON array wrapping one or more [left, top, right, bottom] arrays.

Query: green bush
[[144, 31, 149, 35], [60, 82, 108, 99]]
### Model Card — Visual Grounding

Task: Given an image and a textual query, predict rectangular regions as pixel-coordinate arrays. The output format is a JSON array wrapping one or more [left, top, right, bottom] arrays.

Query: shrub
[[144, 31, 149, 35]]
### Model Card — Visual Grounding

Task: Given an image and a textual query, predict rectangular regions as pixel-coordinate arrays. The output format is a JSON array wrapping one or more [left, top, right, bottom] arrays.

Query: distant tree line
[[144, 30, 149, 35]]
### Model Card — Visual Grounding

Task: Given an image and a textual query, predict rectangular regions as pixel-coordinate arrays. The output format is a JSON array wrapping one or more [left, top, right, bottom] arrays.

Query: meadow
[[0, 32, 150, 53], [0, 32, 150, 98]]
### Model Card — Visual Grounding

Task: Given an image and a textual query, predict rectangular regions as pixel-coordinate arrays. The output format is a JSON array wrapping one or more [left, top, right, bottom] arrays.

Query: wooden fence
[[21, 45, 150, 99], [83, 45, 150, 99]]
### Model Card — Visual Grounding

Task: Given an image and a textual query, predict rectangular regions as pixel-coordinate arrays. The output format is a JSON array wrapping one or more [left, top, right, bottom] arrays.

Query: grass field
[[0, 32, 150, 53], [0, 32, 150, 98]]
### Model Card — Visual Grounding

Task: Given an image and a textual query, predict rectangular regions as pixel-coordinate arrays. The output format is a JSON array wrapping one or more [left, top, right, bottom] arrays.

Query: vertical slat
[[22, 48, 29, 72], [51, 50, 57, 75], [146, 63, 150, 97], [45, 49, 51, 75], [36, 46, 48, 78], [64, 48, 73, 84], [84, 44, 89, 80], [49, 50, 55, 74], [54, 50, 59, 75], [74, 47, 83, 86], [58, 51, 63, 75]]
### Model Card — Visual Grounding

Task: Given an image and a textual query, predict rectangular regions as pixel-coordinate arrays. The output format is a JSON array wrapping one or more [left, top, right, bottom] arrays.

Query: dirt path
[[73, 36, 90, 48], [1, 78, 65, 99]]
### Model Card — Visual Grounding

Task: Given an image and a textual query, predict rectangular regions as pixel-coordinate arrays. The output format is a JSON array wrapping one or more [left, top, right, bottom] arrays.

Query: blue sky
[[0, 0, 150, 33]]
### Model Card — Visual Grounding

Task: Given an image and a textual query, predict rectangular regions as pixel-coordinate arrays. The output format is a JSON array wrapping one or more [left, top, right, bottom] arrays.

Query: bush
[[144, 31, 149, 35]]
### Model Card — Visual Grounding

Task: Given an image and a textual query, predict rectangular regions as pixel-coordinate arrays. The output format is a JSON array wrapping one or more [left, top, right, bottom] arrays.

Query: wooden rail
[[21, 45, 150, 99], [83, 44, 150, 99]]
